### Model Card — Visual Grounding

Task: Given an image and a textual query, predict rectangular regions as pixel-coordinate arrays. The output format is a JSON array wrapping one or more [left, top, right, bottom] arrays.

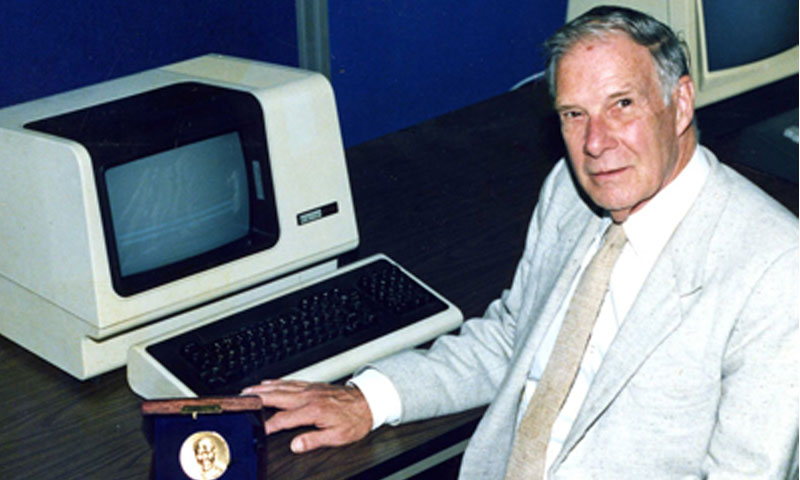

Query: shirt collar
[[620, 145, 710, 260]]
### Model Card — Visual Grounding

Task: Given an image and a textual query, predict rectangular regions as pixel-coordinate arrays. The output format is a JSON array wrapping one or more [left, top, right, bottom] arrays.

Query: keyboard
[[127, 254, 463, 399]]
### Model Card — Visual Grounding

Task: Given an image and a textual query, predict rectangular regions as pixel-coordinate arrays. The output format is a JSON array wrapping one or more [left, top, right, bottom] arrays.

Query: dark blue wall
[[0, 1, 567, 147], [329, 1, 567, 146], [0, 1, 297, 109]]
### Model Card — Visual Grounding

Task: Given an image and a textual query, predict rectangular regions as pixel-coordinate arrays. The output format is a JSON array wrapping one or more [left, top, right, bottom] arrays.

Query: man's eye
[[617, 98, 632, 107], [562, 110, 583, 120]]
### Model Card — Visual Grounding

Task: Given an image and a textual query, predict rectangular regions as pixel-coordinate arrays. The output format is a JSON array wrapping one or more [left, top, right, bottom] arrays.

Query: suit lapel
[[556, 250, 689, 461], [511, 210, 605, 369], [462, 182, 605, 478], [555, 149, 728, 465], [473, 208, 602, 476]]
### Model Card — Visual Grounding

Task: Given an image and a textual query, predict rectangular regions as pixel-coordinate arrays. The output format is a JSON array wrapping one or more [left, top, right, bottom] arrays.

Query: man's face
[[554, 32, 693, 223]]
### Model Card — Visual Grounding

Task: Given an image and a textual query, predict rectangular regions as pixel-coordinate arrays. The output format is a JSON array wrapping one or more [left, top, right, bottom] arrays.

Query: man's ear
[[673, 75, 695, 137]]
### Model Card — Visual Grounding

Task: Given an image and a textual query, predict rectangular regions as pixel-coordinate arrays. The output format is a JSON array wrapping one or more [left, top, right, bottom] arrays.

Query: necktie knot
[[604, 223, 627, 253]]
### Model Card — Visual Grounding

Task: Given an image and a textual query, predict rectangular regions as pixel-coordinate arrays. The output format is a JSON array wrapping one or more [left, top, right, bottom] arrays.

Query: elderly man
[[244, 6, 798, 478]]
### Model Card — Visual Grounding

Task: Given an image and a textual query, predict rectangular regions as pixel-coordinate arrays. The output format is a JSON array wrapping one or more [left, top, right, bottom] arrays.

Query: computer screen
[[25, 82, 281, 296], [105, 132, 252, 278], [703, 0, 797, 73], [0, 55, 359, 379]]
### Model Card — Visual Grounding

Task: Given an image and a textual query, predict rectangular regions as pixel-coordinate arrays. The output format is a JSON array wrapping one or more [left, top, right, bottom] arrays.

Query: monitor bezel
[[692, 0, 799, 107], [25, 82, 281, 297]]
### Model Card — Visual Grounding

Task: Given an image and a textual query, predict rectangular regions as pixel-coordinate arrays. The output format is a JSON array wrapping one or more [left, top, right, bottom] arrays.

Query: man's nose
[[583, 116, 617, 157]]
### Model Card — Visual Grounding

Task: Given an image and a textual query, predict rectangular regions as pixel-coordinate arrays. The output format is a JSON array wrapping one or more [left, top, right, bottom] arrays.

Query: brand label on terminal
[[297, 202, 339, 225]]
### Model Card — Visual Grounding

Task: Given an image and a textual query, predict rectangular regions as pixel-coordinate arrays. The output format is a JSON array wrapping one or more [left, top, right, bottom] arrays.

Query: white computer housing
[[0, 55, 360, 379]]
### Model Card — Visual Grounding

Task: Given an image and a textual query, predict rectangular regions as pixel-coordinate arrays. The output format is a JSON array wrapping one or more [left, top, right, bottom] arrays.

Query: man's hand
[[242, 380, 373, 454]]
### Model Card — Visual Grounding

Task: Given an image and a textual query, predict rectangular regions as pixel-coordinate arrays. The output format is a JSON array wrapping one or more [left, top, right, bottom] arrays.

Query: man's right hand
[[242, 379, 373, 453]]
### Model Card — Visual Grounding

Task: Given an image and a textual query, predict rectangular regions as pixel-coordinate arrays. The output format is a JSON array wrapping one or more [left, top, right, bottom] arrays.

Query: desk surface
[[1, 77, 796, 480]]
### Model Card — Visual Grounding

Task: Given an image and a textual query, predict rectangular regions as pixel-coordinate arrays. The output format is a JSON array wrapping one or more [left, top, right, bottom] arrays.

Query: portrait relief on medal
[[179, 431, 231, 480]]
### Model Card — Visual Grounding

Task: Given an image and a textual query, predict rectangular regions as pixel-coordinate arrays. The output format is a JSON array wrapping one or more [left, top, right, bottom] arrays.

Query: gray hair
[[544, 6, 690, 104]]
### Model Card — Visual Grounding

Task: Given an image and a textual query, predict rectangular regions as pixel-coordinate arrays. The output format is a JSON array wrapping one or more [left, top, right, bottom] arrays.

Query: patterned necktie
[[505, 223, 627, 479]]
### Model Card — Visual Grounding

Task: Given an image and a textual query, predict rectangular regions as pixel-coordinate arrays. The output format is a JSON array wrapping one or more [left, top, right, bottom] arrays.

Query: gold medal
[[178, 431, 231, 480]]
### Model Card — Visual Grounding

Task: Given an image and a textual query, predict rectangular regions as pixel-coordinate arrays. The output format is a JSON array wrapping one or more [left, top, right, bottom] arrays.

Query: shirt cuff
[[347, 368, 403, 430]]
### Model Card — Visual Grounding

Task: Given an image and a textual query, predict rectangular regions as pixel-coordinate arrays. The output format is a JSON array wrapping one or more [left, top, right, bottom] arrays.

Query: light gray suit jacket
[[370, 147, 798, 479]]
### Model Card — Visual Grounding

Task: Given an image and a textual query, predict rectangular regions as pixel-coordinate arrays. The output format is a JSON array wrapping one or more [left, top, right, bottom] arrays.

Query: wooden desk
[[0, 76, 796, 480]]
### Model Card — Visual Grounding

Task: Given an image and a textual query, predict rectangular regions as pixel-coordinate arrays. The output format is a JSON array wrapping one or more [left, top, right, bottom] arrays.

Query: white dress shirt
[[351, 146, 710, 470]]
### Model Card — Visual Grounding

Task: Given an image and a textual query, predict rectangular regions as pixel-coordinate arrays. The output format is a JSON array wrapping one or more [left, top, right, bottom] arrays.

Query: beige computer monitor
[[0, 55, 359, 379]]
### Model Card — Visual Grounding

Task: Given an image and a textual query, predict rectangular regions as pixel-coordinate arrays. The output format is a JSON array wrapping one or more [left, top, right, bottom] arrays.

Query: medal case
[[142, 396, 267, 480]]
